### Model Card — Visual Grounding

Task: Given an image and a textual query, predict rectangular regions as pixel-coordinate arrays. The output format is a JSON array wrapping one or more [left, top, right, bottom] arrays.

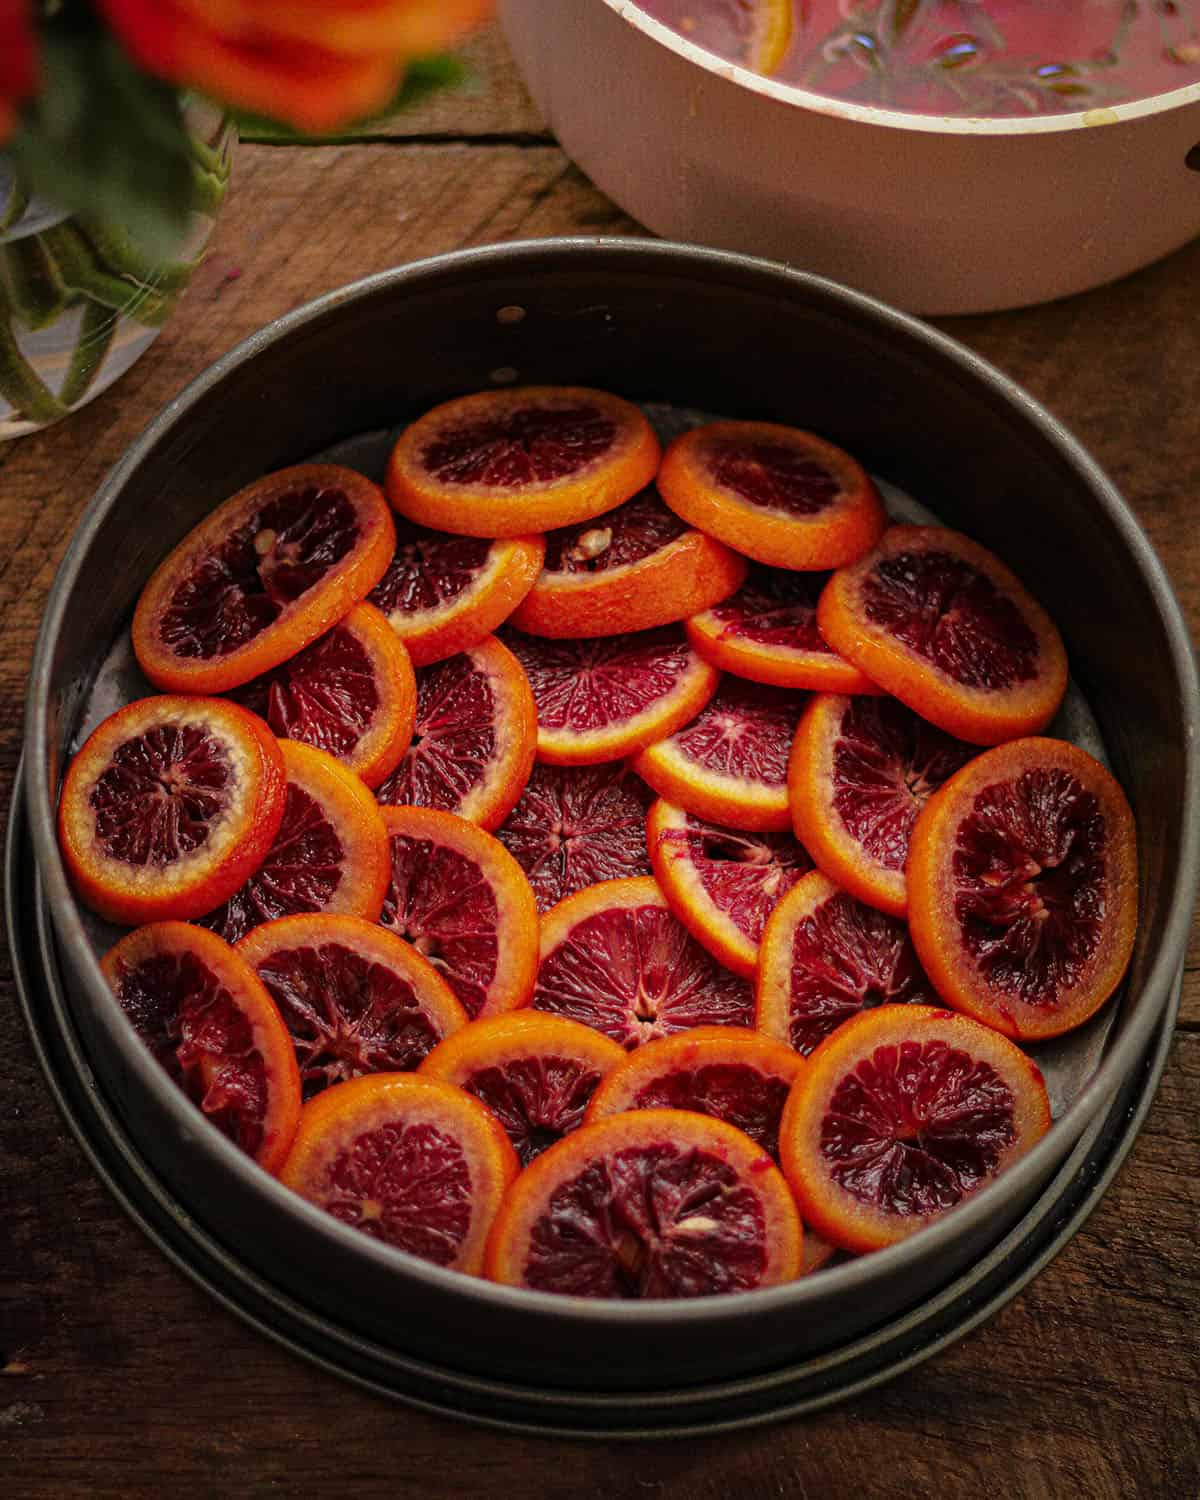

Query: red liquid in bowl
[[636, 0, 1200, 116]]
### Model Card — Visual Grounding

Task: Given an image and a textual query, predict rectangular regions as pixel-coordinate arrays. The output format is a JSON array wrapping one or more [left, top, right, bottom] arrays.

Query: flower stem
[[59, 298, 117, 409], [41, 223, 171, 327], [0, 289, 69, 426], [1, 237, 68, 330]]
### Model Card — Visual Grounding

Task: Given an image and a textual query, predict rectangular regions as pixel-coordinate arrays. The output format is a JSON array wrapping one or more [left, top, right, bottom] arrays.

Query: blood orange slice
[[229, 602, 416, 789], [504, 626, 718, 767], [58, 696, 286, 926], [386, 386, 660, 538], [418, 1012, 625, 1166], [484, 1109, 803, 1297], [633, 678, 807, 833], [533, 877, 754, 1047], [496, 761, 654, 913], [378, 806, 539, 1022], [508, 485, 748, 638], [204, 740, 390, 944], [368, 520, 544, 666], [101, 922, 301, 1174], [236, 913, 467, 1097], [907, 738, 1138, 1040], [280, 1073, 519, 1273], [646, 800, 813, 978], [817, 526, 1069, 746], [658, 421, 885, 571], [789, 693, 978, 917], [374, 635, 536, 830], [779, 1005, 1051, 1253], [585, 1027, 803, 1162], [133, 464, 396, 693], [756, 871, 937, 1055], [648, 0, 795, 74], [686, 565, 880, 692]]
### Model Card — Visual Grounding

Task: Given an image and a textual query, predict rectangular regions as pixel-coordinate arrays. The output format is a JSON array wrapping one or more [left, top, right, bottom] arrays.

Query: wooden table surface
[[2, 27, 1197, 1499]]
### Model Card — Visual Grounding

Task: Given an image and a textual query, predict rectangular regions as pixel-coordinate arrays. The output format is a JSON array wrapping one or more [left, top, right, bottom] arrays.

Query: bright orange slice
[[204, 740, 390, 944], [378, 806, 539, 1022], [504, 625, 719, 766], [756, 870, 937, 1055], [386, 387, 660, 538], [817, 525, 1068, 746], [907, 737, 1138, 1041], [646, 799, 813, 977], [280, 1073, 519, 1274], [230, 602, 416, 789], [484, 1109, 803, 1297], [236, 912, 467, 1096], [633, 678, 807, 832], [133, 464, 396, 692], [778, 1004, 1052, 1254], [58, 696, 286, 926], [788, 692, 977, 917], [418, 1012, 625, 1165], [658, 421, 885, 571], [585, 1026, 804, 1163], [508, 485, 748, 638], [368, 520, 545, 666], [534, 877, 754, 1047], [101, 922, 301, 1174], [686, 564, 881, 692], [374, 634, 536, 830]]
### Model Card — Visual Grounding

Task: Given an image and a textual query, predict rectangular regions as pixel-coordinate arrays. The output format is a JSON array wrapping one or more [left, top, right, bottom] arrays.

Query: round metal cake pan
[[19, 238, 1200, 1394]]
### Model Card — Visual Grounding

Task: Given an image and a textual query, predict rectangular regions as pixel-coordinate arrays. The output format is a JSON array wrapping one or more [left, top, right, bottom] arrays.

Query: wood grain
[[2, 25, 1197, 1496]]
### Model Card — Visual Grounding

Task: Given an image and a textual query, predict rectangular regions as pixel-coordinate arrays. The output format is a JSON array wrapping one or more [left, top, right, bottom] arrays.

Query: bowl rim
[[23, 235, 1200, 1328], [597, 0, 1200, 137]]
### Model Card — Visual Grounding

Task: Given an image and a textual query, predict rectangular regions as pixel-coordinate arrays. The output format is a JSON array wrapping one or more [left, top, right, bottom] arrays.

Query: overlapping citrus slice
[[779, 1005, 1052, 1254], [509, 485, 747, 638], [133, 464, 396, 693], [504, 625, 719, 766], [368, 519, 545, 666], [633, 678, 807, 832], [495, 761, 654, 912], [204, 740, 390, 944], [101, 922, 301, 1174], [280, 1074, 519, 1273], [58, 696, 286, 926], [907, 738, 1138, 1040], [378, 806, 539, 1022], [817, 525, 1069, 746], [418, 1012, 625, 1166], [647, 800, 813, 977], [756, 871, 937, 1055], [484, 1109, 803, 1297], [585, 1027, 803, 1162], [658, 420, 885, 571], [230, 602, 416, 789], [686, 564, 880, 692], [386, 386, 660, 538], [374, 634, 536, 830], [533, 876, 754, 1046], [236, 913, 467, 1096], [789, 692, 977, 917], [650, 0, 795, 75]]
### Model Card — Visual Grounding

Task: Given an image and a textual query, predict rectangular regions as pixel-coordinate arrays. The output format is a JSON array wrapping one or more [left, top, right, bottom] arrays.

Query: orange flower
[[0, 0, 37, 145], [95, 0, 493, 133]]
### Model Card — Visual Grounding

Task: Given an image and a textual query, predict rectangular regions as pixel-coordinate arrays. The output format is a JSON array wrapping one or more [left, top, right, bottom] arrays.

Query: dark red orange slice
[[907, 737, 1138, 1040], [236, 913, 467, 1097], [133, 464, 396, 693], [779, 1004, 1051, 1253], [817, 526, 1068, 746], [58, 696, 286, 926], [101, 922, 301, 1174], [485, 1109, 803, 1297], [280, 1074, 519, 1274], [533, 877, 755, 1047], [386, 386, 660, 538], [756, 871, 937, 1055]]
